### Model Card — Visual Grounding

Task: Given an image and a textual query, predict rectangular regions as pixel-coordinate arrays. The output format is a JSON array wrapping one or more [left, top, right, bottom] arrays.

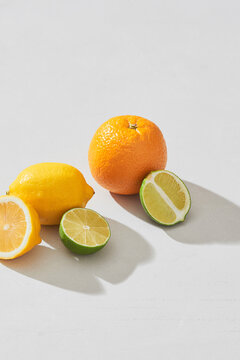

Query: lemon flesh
[[140, 170, 191, 226], [59, 208, 110, 255], [0, 195, 41, 259]]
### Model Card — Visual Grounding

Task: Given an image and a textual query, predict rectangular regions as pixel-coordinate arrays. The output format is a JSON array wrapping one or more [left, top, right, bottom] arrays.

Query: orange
[[88, 115, 167, 194], [0, 195, 41, 259]]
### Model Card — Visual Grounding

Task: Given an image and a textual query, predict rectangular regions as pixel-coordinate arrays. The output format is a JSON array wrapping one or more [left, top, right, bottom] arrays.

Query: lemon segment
[[0, 195, 41, 259], [59, 208, 110, 255], [140, 170, 191, 226]]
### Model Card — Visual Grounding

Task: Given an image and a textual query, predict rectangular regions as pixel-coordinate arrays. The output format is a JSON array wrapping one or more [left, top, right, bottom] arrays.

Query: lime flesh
[[140, 170, 191, 226], [59, 208, 110, 254]]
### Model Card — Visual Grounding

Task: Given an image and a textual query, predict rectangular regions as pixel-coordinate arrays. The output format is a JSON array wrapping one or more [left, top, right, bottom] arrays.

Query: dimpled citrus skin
[[8, 163, 94, 225], [88, 115, 167, 195]]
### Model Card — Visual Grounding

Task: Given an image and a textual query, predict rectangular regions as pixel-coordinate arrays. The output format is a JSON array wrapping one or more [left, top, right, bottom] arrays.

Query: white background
[[0, 1, 240, 359]]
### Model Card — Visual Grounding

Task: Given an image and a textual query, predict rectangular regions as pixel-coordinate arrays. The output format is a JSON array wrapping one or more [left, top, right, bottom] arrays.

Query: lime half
[[140, 170, 191, 226], [59, 208, 110, 255]]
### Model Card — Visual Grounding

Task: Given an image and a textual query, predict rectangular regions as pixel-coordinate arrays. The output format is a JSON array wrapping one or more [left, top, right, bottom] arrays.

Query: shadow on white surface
[[2, 218, 153, 294], [112, 182, 240, 245], [111, 193, 158, 226]]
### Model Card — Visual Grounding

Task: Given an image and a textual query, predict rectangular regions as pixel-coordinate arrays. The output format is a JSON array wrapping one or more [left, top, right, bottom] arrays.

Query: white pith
[[0, 196, 31, 258], [144, 170, 190, 223]]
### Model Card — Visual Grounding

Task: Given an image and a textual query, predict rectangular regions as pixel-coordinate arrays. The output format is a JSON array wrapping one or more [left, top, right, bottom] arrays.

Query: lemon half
[[0, 195, 41, 259]]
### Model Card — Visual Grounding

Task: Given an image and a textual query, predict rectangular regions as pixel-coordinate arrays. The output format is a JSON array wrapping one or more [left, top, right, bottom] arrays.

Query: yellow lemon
[[0, 195, 41, 259], [8, 163, 94, 225]]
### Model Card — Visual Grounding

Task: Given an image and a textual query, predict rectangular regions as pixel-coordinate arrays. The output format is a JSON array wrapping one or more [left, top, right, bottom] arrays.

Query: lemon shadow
[[1, 219, 154, 294], [111, 182, 240, 245]]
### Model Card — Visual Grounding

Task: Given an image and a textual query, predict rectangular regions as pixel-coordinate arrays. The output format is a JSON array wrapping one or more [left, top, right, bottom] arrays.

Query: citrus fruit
[[8, 163, 94, 225], [0, 195, 41, 259], [140, 170, 191, 226], [88, 115, 167, 195], [59, 208, 110, 255]]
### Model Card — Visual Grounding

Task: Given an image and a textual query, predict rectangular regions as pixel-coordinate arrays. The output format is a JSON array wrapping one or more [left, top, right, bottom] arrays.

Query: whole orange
[[88, 115, 167, 195]]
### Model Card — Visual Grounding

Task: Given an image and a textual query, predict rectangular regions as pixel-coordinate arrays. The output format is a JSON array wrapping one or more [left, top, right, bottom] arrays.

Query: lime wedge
[[59, 208, 110, 254], [140, 170, 191, 226]]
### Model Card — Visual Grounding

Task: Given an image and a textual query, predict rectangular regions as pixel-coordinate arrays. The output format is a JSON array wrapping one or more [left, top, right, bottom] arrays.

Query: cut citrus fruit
[[59, 208, 111, 255], [0, 195, 41, 259], [140, 170, 191, 226]]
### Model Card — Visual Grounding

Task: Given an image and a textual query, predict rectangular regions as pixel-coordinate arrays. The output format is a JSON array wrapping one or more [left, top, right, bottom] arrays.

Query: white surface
[[0, 1, 240, 359]]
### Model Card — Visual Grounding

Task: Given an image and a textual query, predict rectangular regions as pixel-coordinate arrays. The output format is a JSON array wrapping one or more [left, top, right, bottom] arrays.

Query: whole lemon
[[8, 163, 94, 225]]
